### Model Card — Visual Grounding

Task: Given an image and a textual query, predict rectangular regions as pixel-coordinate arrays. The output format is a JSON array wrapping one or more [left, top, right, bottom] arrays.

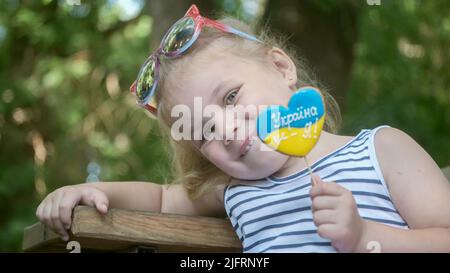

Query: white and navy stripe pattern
[[224, 125, 409, 253]]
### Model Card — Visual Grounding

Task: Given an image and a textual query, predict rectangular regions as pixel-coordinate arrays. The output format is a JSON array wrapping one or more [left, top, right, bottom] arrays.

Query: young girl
[[36, 5, 450, 253]]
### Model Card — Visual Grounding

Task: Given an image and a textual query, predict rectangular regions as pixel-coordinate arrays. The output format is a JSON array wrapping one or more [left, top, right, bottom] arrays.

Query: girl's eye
[[224, 89, 239, 105]]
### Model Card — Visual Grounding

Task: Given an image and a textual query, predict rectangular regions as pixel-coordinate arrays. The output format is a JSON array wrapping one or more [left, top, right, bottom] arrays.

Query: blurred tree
[[262, 0, 360, 111], [342, 0, 450, 166], [0, 0, 171, 251]]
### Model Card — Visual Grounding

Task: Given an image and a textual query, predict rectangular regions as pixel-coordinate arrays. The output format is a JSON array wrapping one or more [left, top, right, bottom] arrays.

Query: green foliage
[[0, 0, 170, 251], [342, 1, 450, 166]]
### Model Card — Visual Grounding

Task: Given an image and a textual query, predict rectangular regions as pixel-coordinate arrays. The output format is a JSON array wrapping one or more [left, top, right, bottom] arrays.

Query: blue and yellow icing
[[257, 87, 325, 157]]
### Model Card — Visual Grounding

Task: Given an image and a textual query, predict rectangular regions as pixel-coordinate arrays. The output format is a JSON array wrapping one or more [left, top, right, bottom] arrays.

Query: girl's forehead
[[169, 53, 252, 102]]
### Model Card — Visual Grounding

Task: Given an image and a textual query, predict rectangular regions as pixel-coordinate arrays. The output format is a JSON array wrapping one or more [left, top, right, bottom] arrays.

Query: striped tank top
[[223, 125, 409, 253]]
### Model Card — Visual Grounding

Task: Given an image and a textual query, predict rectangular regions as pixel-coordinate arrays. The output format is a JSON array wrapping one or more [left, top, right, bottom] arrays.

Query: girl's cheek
[[201, 143, 219, 161], [239, 93, 269, 110], [203, 147, 230, 168], [236, 97, 262, 118], [199, 147, 211, 160]]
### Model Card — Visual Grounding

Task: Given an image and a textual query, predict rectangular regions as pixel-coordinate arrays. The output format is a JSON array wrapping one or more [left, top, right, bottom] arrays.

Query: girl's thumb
[[92, 193, 109, 214], [96, 202, 108, 214], [81, 188, 109, 214]]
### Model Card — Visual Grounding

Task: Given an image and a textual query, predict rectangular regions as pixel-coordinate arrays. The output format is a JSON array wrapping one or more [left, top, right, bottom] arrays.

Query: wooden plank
[[23, 206, 242, 253], [22, 222, 61, 252]]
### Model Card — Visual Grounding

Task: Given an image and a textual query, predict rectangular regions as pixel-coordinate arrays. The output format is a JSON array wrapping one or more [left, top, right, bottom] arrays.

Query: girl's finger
[[43, 200, 54, 230], [311, 196, 340, 211], [310, 180, 344, 198], [94, 190, 109, 214], [316, 223, 339, 240], [36, 196, 51, 222], [36, 202, 44, 222], [80, 188, 109, 214], [95, 201, 109, 214], [50, 194, 69, 240], [58, 192, 78, 230], [312, 209, 336, 226]]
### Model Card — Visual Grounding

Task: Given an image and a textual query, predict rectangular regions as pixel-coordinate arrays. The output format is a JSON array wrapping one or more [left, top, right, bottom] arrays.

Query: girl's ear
[[267, 47, 297, 90]]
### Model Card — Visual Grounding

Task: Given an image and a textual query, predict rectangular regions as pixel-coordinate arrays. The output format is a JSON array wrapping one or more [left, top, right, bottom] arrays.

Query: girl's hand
[[35, 185, 109, 241], [310, 174, 366, 252]]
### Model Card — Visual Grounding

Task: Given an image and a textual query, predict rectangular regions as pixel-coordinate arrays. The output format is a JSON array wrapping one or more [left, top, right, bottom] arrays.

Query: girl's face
[[166, 45, 299, 180]]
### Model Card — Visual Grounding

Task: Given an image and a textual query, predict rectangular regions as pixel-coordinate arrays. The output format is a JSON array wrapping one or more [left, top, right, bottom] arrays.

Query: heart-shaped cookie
[[257, 86, 325, 157]]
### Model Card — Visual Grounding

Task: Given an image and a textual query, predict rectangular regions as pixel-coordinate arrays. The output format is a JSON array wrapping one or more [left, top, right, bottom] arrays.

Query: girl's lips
[[240, 137, 250, 156], [240, 136, 255, 156]]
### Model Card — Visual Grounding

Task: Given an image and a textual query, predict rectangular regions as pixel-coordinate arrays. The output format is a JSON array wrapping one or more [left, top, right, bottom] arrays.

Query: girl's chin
[[215, 146, 289, 180], [231, 160, 288, 180]]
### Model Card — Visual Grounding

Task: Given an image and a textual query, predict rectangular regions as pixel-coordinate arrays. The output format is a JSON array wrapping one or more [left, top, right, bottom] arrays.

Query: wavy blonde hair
[[152, 17, 341, 200]]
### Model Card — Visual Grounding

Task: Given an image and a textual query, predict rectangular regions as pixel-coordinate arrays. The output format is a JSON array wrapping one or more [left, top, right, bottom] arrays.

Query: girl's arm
[[36, 181, 226, 241], [354, 127, 450, 252], [160, 183, 226, 217], [87, 181, 226, 217], [86, 181, 162, 212]]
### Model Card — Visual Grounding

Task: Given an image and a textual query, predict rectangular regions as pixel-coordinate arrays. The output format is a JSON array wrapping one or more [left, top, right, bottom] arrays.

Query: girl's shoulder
[[370, 125, 415, 164], [359, 125, 407, 177], [369, 125, 442, 186], [368, 127, 450, 229], [316, 125, 402, 183]]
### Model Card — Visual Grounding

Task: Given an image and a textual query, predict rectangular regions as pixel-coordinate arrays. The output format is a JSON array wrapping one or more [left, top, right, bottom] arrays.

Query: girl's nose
[[223, 126, 238, 146], [215, 109, 241, 146]]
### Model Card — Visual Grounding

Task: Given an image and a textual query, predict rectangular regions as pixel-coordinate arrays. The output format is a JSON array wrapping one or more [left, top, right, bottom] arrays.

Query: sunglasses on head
[[129, 4, 262, 116]]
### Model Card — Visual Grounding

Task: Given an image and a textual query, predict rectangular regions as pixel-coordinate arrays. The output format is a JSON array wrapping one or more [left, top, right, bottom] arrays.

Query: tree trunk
[[261, 0, 359, 112]]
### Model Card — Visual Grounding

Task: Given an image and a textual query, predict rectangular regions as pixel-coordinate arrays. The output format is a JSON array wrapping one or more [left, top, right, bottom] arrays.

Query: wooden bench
[[23, 206, 242, 253]]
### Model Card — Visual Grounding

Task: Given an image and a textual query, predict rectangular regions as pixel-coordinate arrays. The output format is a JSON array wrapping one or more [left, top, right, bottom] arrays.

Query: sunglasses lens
[[136, 57, 157, 103], [162, 17, 195, 54]]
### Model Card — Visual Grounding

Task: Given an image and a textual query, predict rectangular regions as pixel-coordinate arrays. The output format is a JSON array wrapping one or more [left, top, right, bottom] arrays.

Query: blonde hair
[[152, 17, 341, 200]]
